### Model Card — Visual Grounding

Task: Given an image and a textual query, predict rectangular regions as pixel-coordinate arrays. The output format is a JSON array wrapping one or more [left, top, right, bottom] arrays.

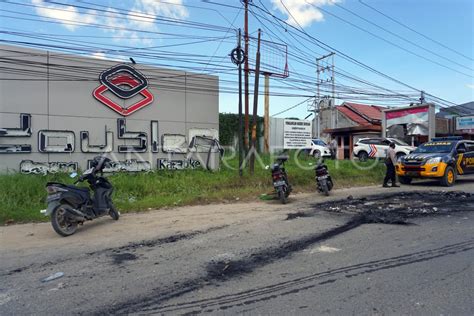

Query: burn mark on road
[[2, 225, 228, 277], [111, 253, 138, 265], [287, 191, 473, 224], [205, 218, 363, 281], [97, 190, 474, 314], [128, 239, 474, 315], [285, 211, 311, 220], [89, 225, 228, 256]]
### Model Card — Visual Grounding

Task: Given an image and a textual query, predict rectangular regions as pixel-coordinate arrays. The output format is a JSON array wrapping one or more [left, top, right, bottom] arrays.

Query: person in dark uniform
[[329, 136, 337, 159], [383, 142, 400, 187]]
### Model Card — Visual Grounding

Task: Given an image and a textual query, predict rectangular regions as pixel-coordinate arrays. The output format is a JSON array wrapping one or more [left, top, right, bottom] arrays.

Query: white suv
[[353, 138, 416, 162], [308, 139, 332, 158]]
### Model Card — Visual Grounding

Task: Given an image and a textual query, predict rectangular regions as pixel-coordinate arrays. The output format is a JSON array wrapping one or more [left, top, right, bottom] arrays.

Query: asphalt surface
[[1, 177, 473, 315]]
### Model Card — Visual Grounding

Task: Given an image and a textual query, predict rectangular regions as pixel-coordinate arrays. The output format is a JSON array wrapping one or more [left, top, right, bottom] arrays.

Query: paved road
[[1, 178, 473, 315]]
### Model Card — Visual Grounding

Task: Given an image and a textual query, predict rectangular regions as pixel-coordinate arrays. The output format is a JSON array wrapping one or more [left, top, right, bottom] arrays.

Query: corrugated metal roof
[[337, 102, 387, 127]]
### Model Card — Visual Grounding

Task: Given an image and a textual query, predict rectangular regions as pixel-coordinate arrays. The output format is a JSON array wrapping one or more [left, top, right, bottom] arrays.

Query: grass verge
[[0, 153, 385, 224]]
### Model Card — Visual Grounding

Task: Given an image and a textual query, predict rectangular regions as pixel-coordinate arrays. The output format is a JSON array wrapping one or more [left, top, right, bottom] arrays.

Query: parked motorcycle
[[268, 155, 292, 204], [315, 161, 333, 196], [41, 156, 119, 236]]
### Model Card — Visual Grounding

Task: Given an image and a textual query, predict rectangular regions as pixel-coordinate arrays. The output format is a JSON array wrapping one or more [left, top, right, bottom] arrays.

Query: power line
[[359, 0, 473, 62], [303, 0, 473, 78], [333, 1, 474, 72], [249, 2, 420, 104], [251, 2, 468, 111], [272, 97, 314, 116]]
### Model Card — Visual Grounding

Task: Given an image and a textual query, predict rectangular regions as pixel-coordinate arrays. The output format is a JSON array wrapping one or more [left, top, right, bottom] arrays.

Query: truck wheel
[[440, 166, 456, 187], [358, 151, 369, 162], [399, 176, 412, 185]]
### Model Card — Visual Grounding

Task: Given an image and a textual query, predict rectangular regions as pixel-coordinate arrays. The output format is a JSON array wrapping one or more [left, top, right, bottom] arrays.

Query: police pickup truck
[[396, 137, 474, 186]]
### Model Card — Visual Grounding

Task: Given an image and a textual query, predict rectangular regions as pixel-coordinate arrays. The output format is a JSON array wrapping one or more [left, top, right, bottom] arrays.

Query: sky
[[0, 0, 473, 119]]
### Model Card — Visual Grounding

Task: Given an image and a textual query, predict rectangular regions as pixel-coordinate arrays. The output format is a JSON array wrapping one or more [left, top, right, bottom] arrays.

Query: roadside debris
[[286, 212, 310, 220], [41, 272, 64, 283]]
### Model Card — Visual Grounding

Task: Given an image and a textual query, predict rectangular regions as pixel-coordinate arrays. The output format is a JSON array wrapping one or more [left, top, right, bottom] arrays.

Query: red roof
[[337, 102, 386, 127]]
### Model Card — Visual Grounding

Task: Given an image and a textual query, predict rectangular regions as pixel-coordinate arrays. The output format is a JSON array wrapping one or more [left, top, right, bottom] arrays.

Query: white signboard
[[283, 119, 312, 149], [456, 116, 474, 132]]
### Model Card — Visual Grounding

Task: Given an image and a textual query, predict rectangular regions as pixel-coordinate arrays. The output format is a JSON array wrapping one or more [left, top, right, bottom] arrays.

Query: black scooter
[[268, 156, 292, 204], [315, 161, 333, 196], [42, 156, 119, 236]]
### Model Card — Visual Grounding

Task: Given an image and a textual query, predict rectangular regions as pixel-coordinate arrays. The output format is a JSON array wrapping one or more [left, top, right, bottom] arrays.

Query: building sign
[[283, 119, 312, 149], [385, 106, 429, 135], [157, 158, 201, 170], [93, 64, 154, 116], [0, 45, 220, 173], [456, 116, 474, 133]]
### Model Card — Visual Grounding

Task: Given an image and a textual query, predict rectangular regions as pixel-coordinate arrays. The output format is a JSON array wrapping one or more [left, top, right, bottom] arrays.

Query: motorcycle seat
[[276, 155, 289, 162], [47, 182, 89, 192]]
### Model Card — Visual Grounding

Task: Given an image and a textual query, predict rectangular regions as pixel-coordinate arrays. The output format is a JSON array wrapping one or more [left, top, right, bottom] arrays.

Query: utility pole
[[238, 31, 244, 176], [231, 30, 246, 176], [263, 73, 270, 153], [243, 0, 250, 151], [315, 52, 335, 132], [419, 90, 425, 104], [237, 30, 244, 176], [249, 29, 261, 175]]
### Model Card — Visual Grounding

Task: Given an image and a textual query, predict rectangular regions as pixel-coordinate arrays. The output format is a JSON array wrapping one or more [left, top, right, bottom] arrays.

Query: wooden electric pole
[[244, 0, 250, 151], [264, 74, 270, 153], [230, 30, 246, 176], [249, 29, 261, 175], [237, 30, 244, 176]]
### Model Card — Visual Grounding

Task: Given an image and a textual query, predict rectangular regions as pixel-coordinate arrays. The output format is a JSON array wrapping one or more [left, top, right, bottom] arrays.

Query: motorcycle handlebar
[[74, 174, 89, 184]]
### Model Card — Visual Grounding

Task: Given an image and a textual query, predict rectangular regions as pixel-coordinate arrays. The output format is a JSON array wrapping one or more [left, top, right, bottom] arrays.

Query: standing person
[[329, 136, 338, 159], [383, 142, 399, 187]]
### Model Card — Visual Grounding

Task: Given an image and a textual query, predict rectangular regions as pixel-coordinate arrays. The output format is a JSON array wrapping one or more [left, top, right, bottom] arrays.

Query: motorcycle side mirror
[[69, 172, 78, 178], [265, 165, 270, 170]]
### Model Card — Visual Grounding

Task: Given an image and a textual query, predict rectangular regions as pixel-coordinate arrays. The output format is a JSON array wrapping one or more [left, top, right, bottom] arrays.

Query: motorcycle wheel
[[321, 181, 330, 196], [278, 189, 287, 204], [109, 204, 120, 221], [51, 204, 78, 237], [327, 179, 334, 191]]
